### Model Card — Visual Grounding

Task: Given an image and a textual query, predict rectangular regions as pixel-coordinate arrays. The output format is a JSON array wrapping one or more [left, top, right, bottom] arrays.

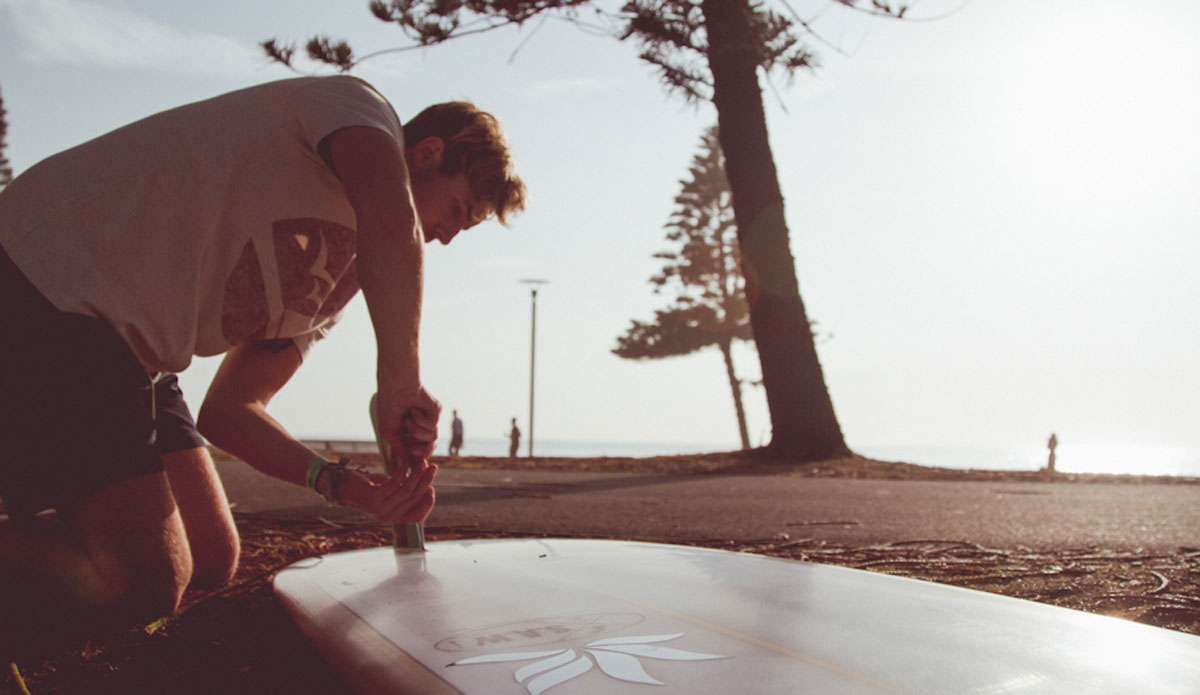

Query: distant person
[[508, 418, 521, 458], [1046, 433, 1059, 472], [449, 410, 464, 456], [0, 75, 526, 654]]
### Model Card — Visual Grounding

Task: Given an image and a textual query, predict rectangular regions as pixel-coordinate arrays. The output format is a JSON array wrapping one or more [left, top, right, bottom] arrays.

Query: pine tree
[[0, 85, 14, 190], [614, 126, 754, 449]]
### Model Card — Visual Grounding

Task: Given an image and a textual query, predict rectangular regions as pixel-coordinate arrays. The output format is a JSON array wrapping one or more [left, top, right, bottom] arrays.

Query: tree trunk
[[718, 338, 751, 449], [701, 0, 849, 460]]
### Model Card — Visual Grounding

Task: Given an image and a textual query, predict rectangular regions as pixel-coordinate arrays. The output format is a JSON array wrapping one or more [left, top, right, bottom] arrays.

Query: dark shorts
[[152, 374, 207, 455], [0, 244, 203, 523]]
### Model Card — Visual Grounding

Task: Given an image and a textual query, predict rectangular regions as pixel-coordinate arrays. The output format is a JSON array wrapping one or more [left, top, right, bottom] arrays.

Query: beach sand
[[5, 451, 1198, 693]]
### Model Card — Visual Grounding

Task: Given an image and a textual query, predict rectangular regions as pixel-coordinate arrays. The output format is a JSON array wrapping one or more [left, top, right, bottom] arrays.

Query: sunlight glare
[[1054, 443, 1198, 477]]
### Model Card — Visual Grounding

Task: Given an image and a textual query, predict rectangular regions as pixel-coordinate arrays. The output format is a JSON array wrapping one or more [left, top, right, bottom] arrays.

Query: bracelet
[[315, 456, 354, 506], [306, 457, 328, 492]]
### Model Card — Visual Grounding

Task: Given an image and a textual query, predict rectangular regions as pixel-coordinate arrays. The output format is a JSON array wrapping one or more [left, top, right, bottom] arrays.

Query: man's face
[[410, 169, 483, 246]]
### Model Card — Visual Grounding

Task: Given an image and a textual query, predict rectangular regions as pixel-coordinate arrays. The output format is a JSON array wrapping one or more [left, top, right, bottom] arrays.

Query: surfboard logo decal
[[449, 633, 727, 694], [435, 613, 644, 653]]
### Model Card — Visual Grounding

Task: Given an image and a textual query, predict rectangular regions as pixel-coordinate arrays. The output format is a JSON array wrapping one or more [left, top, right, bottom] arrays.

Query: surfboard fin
[[369, 393, 426, 552]]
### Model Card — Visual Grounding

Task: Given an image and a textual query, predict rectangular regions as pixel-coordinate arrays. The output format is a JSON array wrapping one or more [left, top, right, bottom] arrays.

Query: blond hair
[[404, 102, 527, 225]]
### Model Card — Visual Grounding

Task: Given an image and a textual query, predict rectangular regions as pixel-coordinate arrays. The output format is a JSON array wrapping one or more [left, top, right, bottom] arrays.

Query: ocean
[[414, 438, 1200, 478]]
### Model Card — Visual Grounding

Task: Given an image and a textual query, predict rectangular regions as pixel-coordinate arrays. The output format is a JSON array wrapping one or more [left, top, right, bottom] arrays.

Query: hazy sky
[[2, 0, 1197, 461]]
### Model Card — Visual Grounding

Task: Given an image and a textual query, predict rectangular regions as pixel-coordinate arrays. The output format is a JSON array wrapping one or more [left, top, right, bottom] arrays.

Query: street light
[[520, 279, 548, 457]]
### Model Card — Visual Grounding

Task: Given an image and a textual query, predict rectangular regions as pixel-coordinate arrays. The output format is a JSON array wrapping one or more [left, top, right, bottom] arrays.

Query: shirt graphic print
[[221, 218, 359, 345]]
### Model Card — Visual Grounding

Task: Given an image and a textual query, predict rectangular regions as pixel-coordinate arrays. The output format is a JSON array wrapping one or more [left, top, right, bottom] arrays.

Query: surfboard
[[273, 538, 1200, 694]]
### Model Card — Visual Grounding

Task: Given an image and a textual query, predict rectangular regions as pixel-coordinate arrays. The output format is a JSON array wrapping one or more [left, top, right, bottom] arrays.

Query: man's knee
[[190, 526, 240, 587], [102, 549, 192, 625], [71, 473, 195, 625]]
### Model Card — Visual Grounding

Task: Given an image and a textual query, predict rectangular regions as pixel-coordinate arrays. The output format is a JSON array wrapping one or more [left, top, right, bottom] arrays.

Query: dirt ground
[[5, 451, 1199, 694]]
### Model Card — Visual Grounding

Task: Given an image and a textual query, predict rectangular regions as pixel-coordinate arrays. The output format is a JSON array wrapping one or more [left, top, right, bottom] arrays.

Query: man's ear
[[407, 136, 445, 173]]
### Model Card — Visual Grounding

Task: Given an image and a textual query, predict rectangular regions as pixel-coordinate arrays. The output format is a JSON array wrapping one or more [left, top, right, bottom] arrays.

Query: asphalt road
[[216, 459, 1200, 552]]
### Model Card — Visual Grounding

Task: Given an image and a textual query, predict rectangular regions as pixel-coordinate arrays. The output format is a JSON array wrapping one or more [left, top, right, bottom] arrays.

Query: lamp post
[[520, 279, 548, 458]]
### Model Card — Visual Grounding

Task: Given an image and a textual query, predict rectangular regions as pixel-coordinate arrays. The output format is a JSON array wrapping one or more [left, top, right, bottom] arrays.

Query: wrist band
[[308, 456, 355, 506], [306, 456, 328, 492]]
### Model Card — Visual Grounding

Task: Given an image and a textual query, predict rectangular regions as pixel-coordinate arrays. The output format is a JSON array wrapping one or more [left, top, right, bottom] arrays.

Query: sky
[[1, 0, 1197, 468]]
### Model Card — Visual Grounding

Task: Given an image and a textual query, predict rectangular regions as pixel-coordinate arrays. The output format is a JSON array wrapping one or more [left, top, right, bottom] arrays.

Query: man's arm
[[323, 125, 439, 464], [197, 342, 436, 523], [196, 341, 314, 487]]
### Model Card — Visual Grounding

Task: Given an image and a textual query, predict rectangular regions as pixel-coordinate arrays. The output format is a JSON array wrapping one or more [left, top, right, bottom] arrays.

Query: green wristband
[[306, 457, 328, 491]]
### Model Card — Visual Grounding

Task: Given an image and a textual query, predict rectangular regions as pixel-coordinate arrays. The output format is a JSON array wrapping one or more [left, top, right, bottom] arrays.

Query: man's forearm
[[355, 210, 424, 388], [324, 125, 426, 390], [198, 400, 318, 488]]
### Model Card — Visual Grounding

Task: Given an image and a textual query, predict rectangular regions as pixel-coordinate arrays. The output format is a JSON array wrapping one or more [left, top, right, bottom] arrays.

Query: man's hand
[[340, 466, 437, 524], [375, 384, 441, 465]]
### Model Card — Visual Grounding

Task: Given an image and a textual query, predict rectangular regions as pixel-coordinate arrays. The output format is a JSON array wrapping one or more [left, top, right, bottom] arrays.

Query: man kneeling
[[0, 75, 526, 655]]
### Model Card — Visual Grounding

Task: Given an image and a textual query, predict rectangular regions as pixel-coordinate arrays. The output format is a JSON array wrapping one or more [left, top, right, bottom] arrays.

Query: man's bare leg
[[162, 447, 239, 587], [0, 473, 192, 658]]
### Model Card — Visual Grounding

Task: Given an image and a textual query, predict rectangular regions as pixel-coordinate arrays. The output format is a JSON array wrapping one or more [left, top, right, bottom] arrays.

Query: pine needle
[[143, 615, 171, 635], [8, 662, 32, 695]]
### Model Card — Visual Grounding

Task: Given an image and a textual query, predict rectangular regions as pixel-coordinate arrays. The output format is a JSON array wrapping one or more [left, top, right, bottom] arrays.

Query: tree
[[614, 126, 755, 449], [0, 84, 13, 190], [266, 0, 910, 460]]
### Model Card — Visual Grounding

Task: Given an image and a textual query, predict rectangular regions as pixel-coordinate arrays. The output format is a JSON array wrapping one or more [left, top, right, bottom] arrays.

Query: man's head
[[404, 102, 526, 245]]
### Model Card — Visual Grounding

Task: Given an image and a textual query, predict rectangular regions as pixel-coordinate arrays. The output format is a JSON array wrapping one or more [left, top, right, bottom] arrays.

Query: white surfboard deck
[[274, 538, 1200, 694]]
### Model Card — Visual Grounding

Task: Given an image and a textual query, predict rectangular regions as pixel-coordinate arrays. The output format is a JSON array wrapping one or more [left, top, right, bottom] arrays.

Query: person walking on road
[[508, 418, 521, 458], [449, 410, 464, 456]]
